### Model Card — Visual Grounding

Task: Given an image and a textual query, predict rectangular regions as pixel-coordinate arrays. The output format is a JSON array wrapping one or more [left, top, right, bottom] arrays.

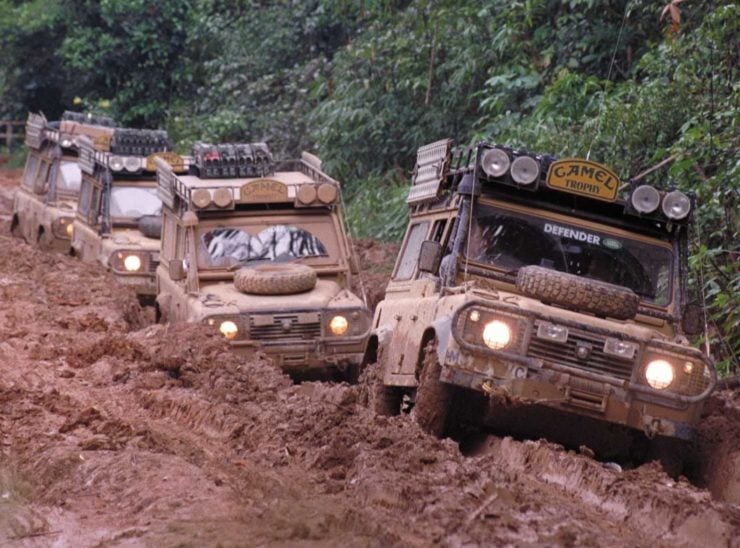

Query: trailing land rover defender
[[154, 143, 370, 379], [368, 139, 716, 461], [11, 111, 114, 251], [70, 128, 184, 300]]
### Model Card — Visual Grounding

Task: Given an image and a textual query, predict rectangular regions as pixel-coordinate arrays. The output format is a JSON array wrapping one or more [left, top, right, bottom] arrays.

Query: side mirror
[[681, 303, 705, 336], [418, 240, 442, 273], [169, 259, 186, 281]]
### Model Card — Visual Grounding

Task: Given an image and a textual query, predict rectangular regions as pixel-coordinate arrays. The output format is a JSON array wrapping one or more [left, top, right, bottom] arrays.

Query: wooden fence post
[[4, 123, 11, 150]]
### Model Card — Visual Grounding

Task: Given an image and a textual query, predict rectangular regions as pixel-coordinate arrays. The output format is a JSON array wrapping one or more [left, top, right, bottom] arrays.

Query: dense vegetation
[[0, 0, 736, 372]]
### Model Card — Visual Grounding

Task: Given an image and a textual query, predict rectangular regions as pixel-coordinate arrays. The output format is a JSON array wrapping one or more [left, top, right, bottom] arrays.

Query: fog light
[[482, 320, 511, 350], [219, 320, 238, 340], [603, 338, 638, 360], [469, 310, 480, 322], [645, 359, 674, 390], [481, 148, 510, 177], [510, 156, 540, 185], [123, 255, 142, 272], [662, 190, 691, 220], [329, 315, 349, 335], [536, 322, 568, 343]]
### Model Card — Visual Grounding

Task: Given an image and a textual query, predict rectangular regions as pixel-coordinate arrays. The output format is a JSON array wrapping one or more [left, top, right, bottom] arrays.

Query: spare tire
[[234, 263, 317, 295], [516, 265, 639, 320], [138, 215, 162, 239]]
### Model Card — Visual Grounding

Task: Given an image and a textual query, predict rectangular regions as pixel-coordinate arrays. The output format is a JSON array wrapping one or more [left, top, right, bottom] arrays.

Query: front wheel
[[413, 339, 454, 438]]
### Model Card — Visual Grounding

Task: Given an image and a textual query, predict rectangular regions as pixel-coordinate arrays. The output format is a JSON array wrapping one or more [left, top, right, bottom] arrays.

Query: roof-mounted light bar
[[193, 142, 274, 179], [629, 185, 692, 220]]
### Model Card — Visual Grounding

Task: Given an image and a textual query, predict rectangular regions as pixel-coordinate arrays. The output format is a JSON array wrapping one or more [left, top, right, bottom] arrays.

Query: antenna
[[586, 2, 632, 161]]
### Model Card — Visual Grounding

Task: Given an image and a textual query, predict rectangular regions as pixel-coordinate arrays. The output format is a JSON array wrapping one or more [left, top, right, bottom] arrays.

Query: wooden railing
[[0, 120, 25, 150]]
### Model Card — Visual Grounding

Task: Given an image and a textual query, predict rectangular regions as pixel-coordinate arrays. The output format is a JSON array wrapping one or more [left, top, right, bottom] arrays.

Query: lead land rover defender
[[369, 139, 716, 460], [71, 128, 185, 300], [12, 111, 114, 251], [154, 143, 370, 379]]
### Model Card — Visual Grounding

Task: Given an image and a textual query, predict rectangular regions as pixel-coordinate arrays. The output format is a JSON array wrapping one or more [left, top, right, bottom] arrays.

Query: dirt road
[[0, 169, 738, 546]]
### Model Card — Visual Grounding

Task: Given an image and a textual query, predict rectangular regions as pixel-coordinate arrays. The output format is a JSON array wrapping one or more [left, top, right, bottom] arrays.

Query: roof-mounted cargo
[[78, 131, 186, 177], [192, 142, 273, 179], [111, 128, 170, 156]]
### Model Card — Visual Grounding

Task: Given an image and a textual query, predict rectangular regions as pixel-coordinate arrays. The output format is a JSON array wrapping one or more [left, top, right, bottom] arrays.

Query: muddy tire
[[648, 436, 688, 478], [372, 381, 403, 416], [234, 263, 317, 295], [413, 339, 453, 438], [516, 265, 639, 320]]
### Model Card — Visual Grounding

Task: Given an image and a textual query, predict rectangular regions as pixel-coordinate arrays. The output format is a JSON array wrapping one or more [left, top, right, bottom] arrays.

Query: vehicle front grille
[[527, 322, 635, 381], [249, 313, 322, 342], [148, 258, 159, 274]]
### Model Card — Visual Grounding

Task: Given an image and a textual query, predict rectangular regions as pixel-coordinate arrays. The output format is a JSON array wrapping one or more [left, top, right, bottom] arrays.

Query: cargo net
[[110, 128, 170, 156], [61, 111, 115, 127], [193, 142, 273, 178]]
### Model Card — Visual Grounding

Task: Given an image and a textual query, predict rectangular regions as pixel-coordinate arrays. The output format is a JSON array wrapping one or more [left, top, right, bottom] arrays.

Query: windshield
[[199, 224, 331, 269], [57, 161, 81, 193], [466, 202, 673, 305], [110, 186, 162, 219]]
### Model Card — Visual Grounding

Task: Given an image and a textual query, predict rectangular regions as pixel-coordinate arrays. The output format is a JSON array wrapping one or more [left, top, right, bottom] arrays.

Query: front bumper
[[229, 336, 367, 370], [112, 273, 157, 297]]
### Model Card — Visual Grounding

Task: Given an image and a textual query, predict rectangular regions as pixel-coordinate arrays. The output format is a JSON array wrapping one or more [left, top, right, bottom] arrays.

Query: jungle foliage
[[0, 0, 737, 371]]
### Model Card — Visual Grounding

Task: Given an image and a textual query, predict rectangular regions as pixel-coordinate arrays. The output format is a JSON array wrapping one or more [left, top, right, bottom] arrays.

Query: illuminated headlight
[[662, 190, 691, 220], [123, 254, 142, 272], [645, 359, 674, 390], [482, 320, 512, 350], [219, 320, 239, 340], [53, 217, 75, 238], [630, 185, 660, 214], [329, 315, 349, 336], [60, 138, 73, 148], [603, 338, 638, 360], [109, 156, 125, 171], [536, 322, 568, 343]]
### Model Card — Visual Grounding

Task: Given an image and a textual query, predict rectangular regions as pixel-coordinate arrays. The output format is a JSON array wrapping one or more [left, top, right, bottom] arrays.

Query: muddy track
[[0, 169, 738, 546]]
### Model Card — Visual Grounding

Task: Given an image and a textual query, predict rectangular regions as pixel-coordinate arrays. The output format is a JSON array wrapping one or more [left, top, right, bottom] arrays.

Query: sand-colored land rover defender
[[368, 139, 716, 462], [12, 112, 114, 251], [154, 143, 370, 379], [70, 128, 185, 300]]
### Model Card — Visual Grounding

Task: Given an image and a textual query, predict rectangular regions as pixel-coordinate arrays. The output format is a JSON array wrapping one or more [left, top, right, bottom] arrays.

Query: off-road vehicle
[[368, 139, 716, 464], [71, 128, 184, 300], [11, 111, 115, 251], [154, 143, 370, 379]]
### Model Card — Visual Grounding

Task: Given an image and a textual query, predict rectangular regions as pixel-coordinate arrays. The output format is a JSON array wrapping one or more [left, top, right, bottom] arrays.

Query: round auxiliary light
[[630, 185, 661, 214], [123, 254, 142, 272], [510, 156, 540, 185], [480, 148, 511, 178], [219, 320, 239, 340], [109, 156, 124, 171], [123, 156, 141, 172], [661, 190, 691, 220], [329, 315, 349, 336], [192, 188, 212, 209], [482, 320, 511, 350], [317, 183, 338, 204], [645, 359, 674, 390], [60, 138, 73, 148], [213, 187, 232, 208], [65, 223, 74, 237], [297, 184, 317, 205]]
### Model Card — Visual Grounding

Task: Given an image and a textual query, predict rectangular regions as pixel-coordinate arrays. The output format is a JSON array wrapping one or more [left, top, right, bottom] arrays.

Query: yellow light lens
[[645, 359, 674, 390], [482, 320, 511, 350], [123, 255, 142, 272], [219, 320, 238, 340], [329, 315, 349, 335], [65, 223, 74, 237]]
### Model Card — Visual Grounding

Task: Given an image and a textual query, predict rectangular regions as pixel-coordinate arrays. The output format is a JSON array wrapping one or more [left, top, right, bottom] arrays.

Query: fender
[[431, 314, 453, 364]]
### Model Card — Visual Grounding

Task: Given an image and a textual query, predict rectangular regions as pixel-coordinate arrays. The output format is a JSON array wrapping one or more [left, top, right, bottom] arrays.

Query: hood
[[194, 278, 365, 316]]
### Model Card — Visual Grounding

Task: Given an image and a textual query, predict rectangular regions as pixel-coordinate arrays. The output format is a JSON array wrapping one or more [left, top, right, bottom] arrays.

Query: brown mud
[[0, 168, 738, 546]]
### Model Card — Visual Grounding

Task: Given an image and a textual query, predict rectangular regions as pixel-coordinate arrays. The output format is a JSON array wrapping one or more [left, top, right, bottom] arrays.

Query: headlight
[[123, 254, 142, 272], [66, 223, 74, 237], [53, 217, 75, 239], [482, 320, 511, 350], [329, 315, 349, 336], [645, 359, 674, 390], [219, 320, 239, 340]]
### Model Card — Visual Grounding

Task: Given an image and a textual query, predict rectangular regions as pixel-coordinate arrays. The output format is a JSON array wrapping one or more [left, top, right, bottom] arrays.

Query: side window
[[78, 179, 93, 217], [22, 153, 39, 188], [393, 221, 429, 280], [162, 213, 176, 261], [32, 159, 51, 194]]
